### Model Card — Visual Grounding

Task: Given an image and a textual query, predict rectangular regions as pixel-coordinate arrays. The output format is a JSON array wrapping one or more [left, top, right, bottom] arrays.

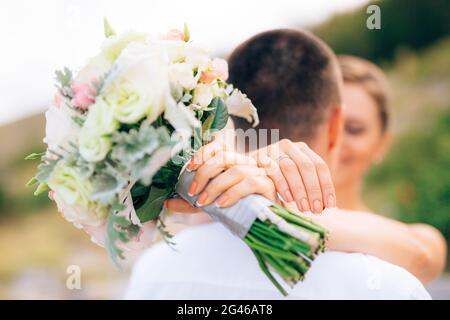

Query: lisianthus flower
[[168, 62, 198, 91], [192, 83, 214, 108], [43, 104, 80, 151], [184, 44, 210, 71], [48, 163, 108, 227], [225, 89, 260, 127], [82, 97, 119, 136], [79, 129, 112, 162], [200, 58, 229, 84]]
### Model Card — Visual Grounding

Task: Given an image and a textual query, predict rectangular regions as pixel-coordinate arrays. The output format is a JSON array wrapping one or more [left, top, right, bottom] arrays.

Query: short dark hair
[[228, 29, 341, 140]]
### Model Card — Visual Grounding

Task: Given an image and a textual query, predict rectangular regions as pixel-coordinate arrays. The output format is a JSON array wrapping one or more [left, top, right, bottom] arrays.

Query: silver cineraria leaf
[[111, 122, 165, 164], [90, 162, 128, 206]]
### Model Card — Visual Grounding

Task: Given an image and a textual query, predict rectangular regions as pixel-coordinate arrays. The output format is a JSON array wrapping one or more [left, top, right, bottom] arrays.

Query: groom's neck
[[293, 135, 331, 166]]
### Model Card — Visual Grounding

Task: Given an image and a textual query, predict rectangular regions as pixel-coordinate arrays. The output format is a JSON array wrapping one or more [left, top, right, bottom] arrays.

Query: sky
[[0, 0, 367, 125]]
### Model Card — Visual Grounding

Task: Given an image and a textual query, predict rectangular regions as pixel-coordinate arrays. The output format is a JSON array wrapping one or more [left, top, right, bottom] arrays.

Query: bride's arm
[[293, 206, 447, 283], [408, 223, 447, 282]]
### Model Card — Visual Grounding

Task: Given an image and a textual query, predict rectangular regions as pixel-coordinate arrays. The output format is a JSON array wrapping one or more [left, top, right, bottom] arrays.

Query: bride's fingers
[[215, 175, 277, 208], [294, 156, 323, 213], [278, 156, 310, 212], [297, 142, 336, 208], [187, 138, 229, 171], [256, 151, 293, 203], [164, 198, 202, 214], [189, 151, 256, 195], [281, 141, 323, 214], [196, 166, 265, 207], [187, 144, 219, 171]]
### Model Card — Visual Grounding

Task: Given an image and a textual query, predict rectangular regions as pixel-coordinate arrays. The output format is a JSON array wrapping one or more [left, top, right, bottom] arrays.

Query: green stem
[[244, 235, 302, 263], [262, 253, 300, 280], [270, 204, 327, 237], [251, 249, 288, 296], [252, 220, 313, 255], [249, 226, 311, 258]]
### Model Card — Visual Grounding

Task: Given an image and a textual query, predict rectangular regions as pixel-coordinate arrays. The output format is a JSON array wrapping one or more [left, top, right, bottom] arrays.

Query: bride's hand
[[166, 147, 277, 213], [254, 139, 336, 213], [189, 159, 277, 208]]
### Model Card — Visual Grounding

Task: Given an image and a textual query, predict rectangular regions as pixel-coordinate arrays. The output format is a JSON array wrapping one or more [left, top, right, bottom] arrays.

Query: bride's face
[[334, 83, 390, 187]]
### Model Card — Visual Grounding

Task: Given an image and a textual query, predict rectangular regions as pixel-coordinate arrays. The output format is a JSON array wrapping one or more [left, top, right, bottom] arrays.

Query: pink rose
[[71, 81, 96, 110], [163, 29, 185, 41], [200, 58, 229, 84]]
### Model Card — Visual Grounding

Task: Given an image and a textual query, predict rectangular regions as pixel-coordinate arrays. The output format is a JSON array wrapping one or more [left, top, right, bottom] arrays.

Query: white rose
[[79, 129, 111, 162], [102, 42, 172, 124], [168, 62, 198, 91], [192, 83, 214, 108], [82, 97, 118, 135], [44, 104, 80, 151]]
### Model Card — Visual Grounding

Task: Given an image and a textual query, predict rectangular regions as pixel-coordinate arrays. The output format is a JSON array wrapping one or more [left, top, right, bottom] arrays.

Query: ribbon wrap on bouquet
[[176, 169, 274, 238]]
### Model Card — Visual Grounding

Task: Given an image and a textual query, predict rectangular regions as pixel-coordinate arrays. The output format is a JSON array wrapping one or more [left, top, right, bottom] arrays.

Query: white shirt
[[125, 222, 431, 300]]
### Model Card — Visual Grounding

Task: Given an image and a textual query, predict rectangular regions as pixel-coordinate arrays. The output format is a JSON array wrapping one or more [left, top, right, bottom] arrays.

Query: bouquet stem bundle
[[245, 205, 327, 295]]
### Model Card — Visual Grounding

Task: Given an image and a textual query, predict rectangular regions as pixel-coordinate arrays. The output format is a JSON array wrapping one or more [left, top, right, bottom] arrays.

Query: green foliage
[[364, 107, 450, 239], [24, 152, 45, 160], [183, 22, 190, 42], [136, 186, 170, 223], [55, 67, 73, 98], [103, 18, 116, 38], [105, 205, 140, 263], [111, 122, 161, 163], [91, 163, 128, 206], [200, 97, 229, 143], [209, 97, 229, 131], [33, 151, 62, 185], [111, 122, 173, 182]]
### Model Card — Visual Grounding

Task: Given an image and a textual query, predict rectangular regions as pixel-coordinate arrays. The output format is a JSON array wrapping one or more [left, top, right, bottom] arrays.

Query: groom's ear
[[327, 104, 343, 152]]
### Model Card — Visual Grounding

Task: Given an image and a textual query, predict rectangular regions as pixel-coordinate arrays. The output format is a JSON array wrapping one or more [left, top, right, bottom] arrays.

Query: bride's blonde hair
[[338, 55, 390, 132]]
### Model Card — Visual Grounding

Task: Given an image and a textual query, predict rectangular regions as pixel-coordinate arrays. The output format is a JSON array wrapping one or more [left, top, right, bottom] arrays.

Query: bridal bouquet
[[27, 20, 327, 295]]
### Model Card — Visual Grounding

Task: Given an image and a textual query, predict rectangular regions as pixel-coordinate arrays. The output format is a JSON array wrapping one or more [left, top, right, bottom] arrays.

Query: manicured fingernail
[[216, 194, 229, 207], [301, 198, 310, 212], [187, 159, 195, 171], [196, 192, 208, 206], [188, 180, 198, 196], [313, 199, 323, 213], [327, 194, 336, 208], [284, 190, 294, 202]]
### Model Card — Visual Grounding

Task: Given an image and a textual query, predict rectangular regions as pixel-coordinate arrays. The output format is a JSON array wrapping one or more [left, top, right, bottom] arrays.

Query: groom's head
[[228, 29, 343, 164]]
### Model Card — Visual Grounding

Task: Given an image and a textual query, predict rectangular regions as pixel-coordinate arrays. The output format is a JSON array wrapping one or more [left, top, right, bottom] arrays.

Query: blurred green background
[[0, 0, 448, 299], [312, 0, 450, 259]]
